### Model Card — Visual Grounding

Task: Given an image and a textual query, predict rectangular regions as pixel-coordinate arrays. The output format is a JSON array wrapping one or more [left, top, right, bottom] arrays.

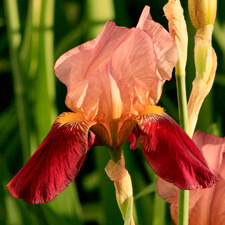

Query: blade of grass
[[134, 183, 156, 201], [34, 0, 57, 145], [152, 193, 166, 225], [4, 0, 30, 163], [20, 0, 41, 77]]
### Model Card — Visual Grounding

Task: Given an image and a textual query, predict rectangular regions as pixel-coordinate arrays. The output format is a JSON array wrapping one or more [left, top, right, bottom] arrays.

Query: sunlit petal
[[109, 27, 157, 116], [55, 21, 130, 119], [137, 6, 178, 104], [55, 20, 160, 120]]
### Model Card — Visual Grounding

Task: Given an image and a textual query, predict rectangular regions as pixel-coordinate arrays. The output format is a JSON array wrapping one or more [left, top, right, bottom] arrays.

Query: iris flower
[[7, 6, 216, 204], [157, 131, 225, 225]]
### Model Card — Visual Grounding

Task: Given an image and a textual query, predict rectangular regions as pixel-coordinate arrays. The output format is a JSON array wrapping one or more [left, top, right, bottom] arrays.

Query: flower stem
[[108, 148, 123, 163], [175, 71, 189, 225], [175, 74, 188, 131], [178, 189, 189, 225]]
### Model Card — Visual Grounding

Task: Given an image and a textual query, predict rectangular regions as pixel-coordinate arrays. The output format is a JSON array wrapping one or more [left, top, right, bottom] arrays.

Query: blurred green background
[[1, 0, 225, 224]]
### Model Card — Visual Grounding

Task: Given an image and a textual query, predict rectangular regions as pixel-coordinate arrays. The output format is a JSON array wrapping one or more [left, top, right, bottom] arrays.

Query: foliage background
[[1, 0, 225, 224]]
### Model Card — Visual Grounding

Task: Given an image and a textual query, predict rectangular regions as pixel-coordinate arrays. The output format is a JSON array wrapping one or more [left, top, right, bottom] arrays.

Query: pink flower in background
[[157, 131, 225, 225], [7, 6, 216, 204]]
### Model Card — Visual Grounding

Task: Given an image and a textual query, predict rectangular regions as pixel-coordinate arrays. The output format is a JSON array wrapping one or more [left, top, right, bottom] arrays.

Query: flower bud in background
[[187, 50, 217, 136], [163, 0, 188, 77], [188, 0, 217, 83], [194, 25, 214, 83], [187, 0, 217, 136], [188, 0, 217, 30]]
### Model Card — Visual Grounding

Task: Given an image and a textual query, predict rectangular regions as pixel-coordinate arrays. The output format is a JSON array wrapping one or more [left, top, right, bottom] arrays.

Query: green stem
[[175, 75, 188, 131], [175, 72, 189, 225], [178, 189, 189, 225], [108, 148, 123, 163], [4, 0, 30, 163]]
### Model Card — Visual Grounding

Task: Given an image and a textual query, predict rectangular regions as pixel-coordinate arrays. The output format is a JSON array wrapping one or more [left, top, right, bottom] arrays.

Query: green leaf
[[134, 182, 157, 200]]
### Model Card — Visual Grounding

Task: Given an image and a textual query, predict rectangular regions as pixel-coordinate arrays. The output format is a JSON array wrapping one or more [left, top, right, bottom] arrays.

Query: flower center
[[91, 117, 137, 151]]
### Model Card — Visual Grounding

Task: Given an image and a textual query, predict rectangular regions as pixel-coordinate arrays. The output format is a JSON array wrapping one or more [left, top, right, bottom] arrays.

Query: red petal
[[88, 131, 104, 148], [126, 125, 139, 150], [136, 112, 217, 189], [7, 113, 95, 204]]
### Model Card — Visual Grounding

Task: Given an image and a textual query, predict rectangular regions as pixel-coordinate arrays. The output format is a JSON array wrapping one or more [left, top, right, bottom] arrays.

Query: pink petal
[[55, 21, 130, 83], [184, 139, 225, 225], [193, 131, 225, 177], [189, 189, 213, 225], [220, 154, 225, 180], [137, 6, 178, 104], [156, 177, 179, 222], [156, 177, 177, 203], [7, 113, 96, 204], [55, 21, 130, 118], [55, 21, 158, 119], [135, 112, 217, 189], [109, 27, 157, 115], [183, 132, 225, 224], [209, 175, 225, 225], [188, 177, 225, 225], [148, 72, 166, 105]]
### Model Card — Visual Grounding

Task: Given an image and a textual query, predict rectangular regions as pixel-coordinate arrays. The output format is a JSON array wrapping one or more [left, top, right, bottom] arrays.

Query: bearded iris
[[7, 6, 216, 204]]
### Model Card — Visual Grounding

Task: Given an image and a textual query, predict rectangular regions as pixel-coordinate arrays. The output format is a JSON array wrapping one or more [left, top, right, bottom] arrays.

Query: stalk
[[175, 70, 189, 225], [163, 1, 190, 223]]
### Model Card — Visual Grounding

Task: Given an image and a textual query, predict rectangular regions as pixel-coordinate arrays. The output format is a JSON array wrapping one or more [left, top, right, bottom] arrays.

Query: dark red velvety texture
[[127, 125, 139, 150], [7, 113, 94, 204], [137, 112, 217, 190]]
